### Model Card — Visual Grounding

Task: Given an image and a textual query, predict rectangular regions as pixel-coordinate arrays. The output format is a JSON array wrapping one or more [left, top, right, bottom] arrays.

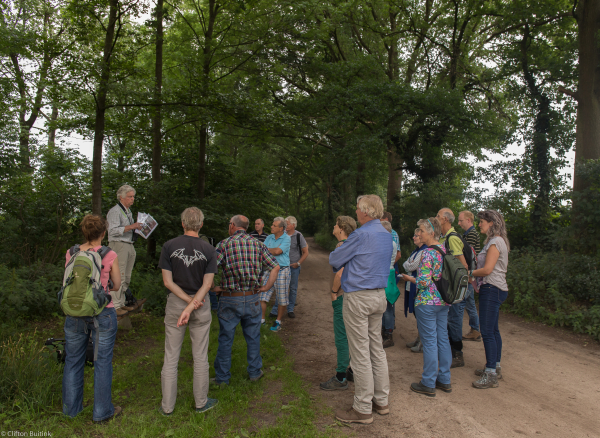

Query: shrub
[[130, 266, 168, 316]]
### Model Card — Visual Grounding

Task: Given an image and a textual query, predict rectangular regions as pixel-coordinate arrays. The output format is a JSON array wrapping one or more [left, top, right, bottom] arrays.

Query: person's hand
[[331, 292, 338, 301], [192, 298, 205, 309], [258, 285, 269, 292], [291, 262, 299, 268], [212, 286, 224, 294], [177, 310, 191, 327]]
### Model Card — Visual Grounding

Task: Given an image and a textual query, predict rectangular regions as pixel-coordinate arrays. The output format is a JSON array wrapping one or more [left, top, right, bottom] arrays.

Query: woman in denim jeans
[[63, 215, 122, 423], [469, 210, 510, 389]]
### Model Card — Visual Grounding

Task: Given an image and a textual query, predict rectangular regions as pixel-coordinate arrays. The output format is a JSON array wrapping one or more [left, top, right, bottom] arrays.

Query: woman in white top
[[469, 210, 510, 389]]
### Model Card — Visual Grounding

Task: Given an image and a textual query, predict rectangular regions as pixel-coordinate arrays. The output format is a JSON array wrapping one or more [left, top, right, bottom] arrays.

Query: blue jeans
[[270, 265, 301, 315], [214, 293, 262, 384], [464, 284, 480, 330], [381, 300, 395, 333], [415, 305, 451, 388], [479, 284, 508, 368], [62, 307, 117, 422], [447, 284, 479, 352], [209, 290, 219, 311]]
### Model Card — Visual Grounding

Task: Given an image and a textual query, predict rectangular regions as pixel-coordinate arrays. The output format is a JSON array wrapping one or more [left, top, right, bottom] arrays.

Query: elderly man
[[268, 216, 308, 319], [210, 215, 280, 386], [107, 185, 145, 317], [260, 217, 291, 332], [437, 207, 469, 368], [158, 207, 217, 415], [458, 210, 481, 341], [329, 195, 392, 425], [249, 218, 268, 243]]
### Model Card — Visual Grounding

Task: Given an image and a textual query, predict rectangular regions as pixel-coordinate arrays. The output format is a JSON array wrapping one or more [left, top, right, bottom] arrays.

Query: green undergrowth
[[0, 312, 340, 437]]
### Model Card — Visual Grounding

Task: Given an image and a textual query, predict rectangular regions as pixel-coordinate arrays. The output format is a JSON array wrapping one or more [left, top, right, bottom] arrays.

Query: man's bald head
[[231, 215, 249, 230]]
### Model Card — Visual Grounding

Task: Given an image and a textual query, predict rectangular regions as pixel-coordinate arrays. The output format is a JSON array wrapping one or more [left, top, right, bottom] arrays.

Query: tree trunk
[[386, 147, 403, 211], [47, 104, 58, 148], [197, 124, 207, 200], [92, 0, 119, 215], [117, 140, 126, 172], [574, 0, 600, 192]]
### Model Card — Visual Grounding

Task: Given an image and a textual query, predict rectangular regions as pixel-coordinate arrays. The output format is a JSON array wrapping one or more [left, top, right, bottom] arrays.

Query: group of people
[[61, 186, 310, 422], [322, 195, 509, 425]]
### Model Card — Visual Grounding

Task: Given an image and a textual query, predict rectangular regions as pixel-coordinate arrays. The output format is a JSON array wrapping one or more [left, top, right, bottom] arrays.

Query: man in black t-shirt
[[158, 207, 218, 415], [249, 218, 268, 242]]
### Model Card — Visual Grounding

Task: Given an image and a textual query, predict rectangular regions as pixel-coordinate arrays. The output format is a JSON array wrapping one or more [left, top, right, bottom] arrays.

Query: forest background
[[2, 0, 600, 351]]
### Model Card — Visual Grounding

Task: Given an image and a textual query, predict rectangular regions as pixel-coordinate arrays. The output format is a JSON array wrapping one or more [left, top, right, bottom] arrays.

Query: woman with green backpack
[[62, 215, 123, 423]]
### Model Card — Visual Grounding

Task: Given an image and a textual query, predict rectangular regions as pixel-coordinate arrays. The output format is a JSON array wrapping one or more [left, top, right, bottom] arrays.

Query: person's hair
[[81, 215, 108, 242], [417, 217, 441, 240], [356, 194, 384, 219], [232, 215, 249, 230], [336, 215, 357, 237], [117, 184, 135, 201], [255, 218, 264, 225], [381, 220, 393, 233], [460, 210, 474, 223], [382, 211, 392, 222], [273, 216, 287, 230], [477, 210, 510, 252], [181, 207, 204, 231], [285, 216, 297, 228], [440, 208, 455, 224]]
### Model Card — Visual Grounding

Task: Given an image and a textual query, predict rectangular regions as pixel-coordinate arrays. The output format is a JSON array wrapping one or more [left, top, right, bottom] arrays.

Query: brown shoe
[[94, 406, 122, 424], [372, 402, 389, 415], [462, 328, 482, 341], [382, 333, 394, 349], [133, 298, 147, 310], [121, 305, 135, 311], [335, 406, 373, 424], [116, 308, 129, 317]]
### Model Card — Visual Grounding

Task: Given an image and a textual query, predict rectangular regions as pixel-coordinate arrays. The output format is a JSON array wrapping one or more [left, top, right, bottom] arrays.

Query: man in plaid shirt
[[211, 215, 280, 385]]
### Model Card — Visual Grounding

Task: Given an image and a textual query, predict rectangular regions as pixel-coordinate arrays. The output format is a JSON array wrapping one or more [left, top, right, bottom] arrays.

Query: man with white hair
[[329, 195, 392, 425], [268, 216, 308, 319], [107, 185, 145, 317]]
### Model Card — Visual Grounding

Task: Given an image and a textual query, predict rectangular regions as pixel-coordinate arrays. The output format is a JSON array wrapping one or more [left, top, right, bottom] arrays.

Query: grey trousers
[[343, 289, 390, 414], [161, 293, 211, 413], [108, 241, 136, 309]]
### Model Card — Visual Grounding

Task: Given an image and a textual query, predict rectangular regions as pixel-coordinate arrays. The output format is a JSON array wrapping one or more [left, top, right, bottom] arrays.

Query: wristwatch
[[298, 262, 301, 266]]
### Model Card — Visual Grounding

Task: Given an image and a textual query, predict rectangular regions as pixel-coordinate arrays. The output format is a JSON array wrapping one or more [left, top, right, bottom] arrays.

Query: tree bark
[[117, 140, 126, 172], [92, 0, 119, 215], [573, 0, 600, 192], [386, 147, 403, 211], [197, 124, 207, 200], [48, 104, 58, 148]]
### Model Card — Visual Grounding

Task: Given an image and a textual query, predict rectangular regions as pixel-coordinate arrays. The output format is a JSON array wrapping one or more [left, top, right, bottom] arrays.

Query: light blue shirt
[[391, 229, 400, 253], [264, 233, 291, 267], [329, 219, 393, 292]]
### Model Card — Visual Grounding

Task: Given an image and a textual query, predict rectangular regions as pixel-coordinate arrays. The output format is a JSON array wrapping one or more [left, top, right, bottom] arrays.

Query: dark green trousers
[[332, 294, 350, 373]]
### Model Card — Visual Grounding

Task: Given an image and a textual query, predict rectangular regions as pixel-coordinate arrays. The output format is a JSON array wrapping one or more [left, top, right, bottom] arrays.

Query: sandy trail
[[280, 238, 600, 438]]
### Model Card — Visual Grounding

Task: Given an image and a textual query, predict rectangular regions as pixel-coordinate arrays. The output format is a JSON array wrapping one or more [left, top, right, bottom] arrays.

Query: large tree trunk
[[92, 0, 119, 215], [573, 0, 600, 192], [386, 146, 403, 211]]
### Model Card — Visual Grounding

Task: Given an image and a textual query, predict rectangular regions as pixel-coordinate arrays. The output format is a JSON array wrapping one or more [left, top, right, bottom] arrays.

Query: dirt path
[[280, 238, 600, 438]]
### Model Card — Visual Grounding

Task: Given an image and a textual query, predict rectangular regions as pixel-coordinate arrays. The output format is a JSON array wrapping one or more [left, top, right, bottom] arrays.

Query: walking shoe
[[320, 375, 348, 391], [472, 371, 499, 389], [121, 305, 135, 311], [372, 402, 389, 415], [158, 406, 173, 417], [94, 406, 122, 424], [435, 380, 452, 393], [132, 297, 147, 310], [462, 328, 482, 341], [406, 335, 420, 348], [475, 365, 502, 379], [410, 381, 436, 397], [270, 321, 282, 331], [287, 312, 296, 318], [410, 338, 423, 353], [115, 308, 128, 317], [451, 351, 465, 368], [335, 406, 373, 424], [250, 370, 264, 382], [382, 333, 394, 349], [346, 367, 354, 382], [196, 398, 218, 413]]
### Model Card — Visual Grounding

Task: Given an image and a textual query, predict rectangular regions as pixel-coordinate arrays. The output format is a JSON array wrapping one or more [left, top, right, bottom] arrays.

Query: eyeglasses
[[229, 222, 234, 226]]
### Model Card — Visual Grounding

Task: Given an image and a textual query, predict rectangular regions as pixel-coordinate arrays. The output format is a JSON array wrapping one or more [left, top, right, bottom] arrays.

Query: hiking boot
[[372, 402, 389, 415], [410, 381, 435, 397], [249, 370, 264, 382], [320, 375, 348, 391], [196, 398, 218, 413], [116, 308, 128, 317], [287, 312, 296, 318], [451, 351, 465, 368], [472, 371, 499, 389], [121, 305, 135, 311], [406, 335, 420, 348], [463, 328, 482, 341], [94, 406, 122, 424], [270, 321, 282, 332], [410, 338, 423, 353], [346, 367, 354, 382], [158, 406, 173, 417], [435, 380, 452, 393], [382, 333, 394, 349], [335, 406, 373, 424], [475, 365, 502, 379]]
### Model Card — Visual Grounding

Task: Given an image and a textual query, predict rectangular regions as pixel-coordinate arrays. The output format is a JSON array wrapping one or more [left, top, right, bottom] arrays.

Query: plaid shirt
[[216, 230, 279, 291]]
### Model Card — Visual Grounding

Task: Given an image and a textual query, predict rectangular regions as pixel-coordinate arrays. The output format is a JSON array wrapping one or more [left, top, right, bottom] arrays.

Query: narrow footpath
[[279, 238, 600, 438]]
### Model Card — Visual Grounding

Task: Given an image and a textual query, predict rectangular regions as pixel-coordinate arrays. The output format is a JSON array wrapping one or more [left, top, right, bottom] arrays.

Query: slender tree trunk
[[117, 140, 126, 172], [386, 146, 403, 211], [48, 104, 58, 148], [92, 0, 119, 215], [197, 125, 207, 199], [573, 0, 600, 192]]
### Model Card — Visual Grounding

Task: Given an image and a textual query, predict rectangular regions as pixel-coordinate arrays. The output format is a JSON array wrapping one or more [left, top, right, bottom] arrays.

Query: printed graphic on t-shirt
[[170, 248, 208, 267]]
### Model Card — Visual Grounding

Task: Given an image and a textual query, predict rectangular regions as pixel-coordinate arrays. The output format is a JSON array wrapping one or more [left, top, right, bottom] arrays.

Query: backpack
[[57, 244, 113, 361], [428, 245, 469, 305], [444, 232, 476, 270]]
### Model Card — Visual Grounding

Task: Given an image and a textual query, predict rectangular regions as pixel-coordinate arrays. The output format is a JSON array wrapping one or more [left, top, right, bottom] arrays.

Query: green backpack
[[428, 245, 469, 305]]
